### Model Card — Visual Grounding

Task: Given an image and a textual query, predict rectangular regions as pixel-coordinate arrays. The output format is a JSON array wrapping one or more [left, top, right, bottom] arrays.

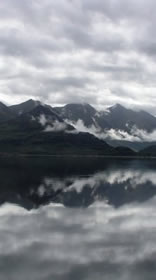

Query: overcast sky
[[0, 0, 156, 113]]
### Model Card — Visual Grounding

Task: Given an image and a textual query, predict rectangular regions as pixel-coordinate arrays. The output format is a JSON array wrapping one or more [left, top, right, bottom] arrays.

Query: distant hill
[[139, 145, 156, 156], [106, 139, 156, 151]]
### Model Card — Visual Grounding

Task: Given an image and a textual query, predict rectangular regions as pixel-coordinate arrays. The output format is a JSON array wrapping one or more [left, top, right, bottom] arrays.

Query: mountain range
[[54, 102, 156, 150], [0, 99, 155, 156], [54, 102, 156, 151], [54, 102, 156, 132]]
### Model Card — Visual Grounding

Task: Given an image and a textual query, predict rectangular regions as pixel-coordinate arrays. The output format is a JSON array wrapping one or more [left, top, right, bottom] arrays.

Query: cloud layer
[[0, 0, 156, 113], [68, 119, 156, 142]]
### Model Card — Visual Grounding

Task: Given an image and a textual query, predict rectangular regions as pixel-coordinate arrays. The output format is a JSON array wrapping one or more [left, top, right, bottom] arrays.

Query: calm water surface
[[1, 158, 156, 279]]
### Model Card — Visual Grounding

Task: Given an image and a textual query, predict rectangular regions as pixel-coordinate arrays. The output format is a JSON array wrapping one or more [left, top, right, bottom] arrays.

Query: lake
[[0, 157, 156, 279]]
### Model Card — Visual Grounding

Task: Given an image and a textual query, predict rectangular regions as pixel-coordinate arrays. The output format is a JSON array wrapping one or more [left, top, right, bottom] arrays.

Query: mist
[[68, 119, 156, 142], [37, 114, 67, 132]]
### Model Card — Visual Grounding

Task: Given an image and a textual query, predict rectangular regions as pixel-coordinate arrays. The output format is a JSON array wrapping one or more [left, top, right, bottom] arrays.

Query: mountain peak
[[22, 99, 41, 106], [64, 102, 96, 112], [109, 103, 125, 111], [10, 99, 42, 115], [65, 102, 93, 107], [53, 102, 97, 127]]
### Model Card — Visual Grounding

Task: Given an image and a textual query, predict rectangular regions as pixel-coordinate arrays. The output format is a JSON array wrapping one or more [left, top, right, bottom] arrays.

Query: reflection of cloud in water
[[34, 168, 156, 208], [1, 200, 156, 279], [72, 169, 156, 190], [1, 162, 156, 208], [40, 168, 156, 194]]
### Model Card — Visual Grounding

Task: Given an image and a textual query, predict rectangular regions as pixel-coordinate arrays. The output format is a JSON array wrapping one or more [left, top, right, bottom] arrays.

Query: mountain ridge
[[0, 100, 136, 156], [0, 99, 156, 155]]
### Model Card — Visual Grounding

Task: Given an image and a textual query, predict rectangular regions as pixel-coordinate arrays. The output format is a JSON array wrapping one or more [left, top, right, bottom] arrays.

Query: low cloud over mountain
[[54, 102, 156, 148], [1, 98, 156, 152]]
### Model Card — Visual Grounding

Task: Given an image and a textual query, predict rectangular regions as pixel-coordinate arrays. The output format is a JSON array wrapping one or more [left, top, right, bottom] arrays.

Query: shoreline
[[0, 153, 155, 159]]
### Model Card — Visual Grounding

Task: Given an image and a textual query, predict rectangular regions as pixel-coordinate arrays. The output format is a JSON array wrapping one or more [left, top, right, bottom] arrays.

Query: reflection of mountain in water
[[1, 159, 156, 209]]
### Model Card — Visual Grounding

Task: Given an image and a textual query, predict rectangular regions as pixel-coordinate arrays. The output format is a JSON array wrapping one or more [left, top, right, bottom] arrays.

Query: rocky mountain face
[[103, 104, 156, 132], [54, 103, 110, 129], [54, 103, 100, 127], [10, 99, 42, 115], [54, 102, 156, 150], [54, 103, 156, 133]]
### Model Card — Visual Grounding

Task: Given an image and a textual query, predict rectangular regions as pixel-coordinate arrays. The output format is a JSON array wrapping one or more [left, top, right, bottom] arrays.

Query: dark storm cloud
[[0, 0, 156, 112]]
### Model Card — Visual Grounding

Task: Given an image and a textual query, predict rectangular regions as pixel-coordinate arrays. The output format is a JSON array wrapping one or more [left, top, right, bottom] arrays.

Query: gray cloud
[[0, 0, 156, 113]]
